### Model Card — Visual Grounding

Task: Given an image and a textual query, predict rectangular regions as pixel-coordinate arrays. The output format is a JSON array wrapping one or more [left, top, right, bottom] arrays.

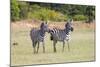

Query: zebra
[[49, 19, 74, 52], [30, 22, 49, 54]]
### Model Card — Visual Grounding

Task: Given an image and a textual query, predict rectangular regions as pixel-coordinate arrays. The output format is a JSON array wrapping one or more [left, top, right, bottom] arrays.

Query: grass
[[11, 22, 95, 66]]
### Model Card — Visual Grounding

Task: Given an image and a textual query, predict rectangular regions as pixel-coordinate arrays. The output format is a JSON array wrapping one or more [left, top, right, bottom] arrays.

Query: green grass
[[11, 24, 95, 66]]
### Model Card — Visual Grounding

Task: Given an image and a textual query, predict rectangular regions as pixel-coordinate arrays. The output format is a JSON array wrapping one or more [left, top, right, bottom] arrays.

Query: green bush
[[11, 0, 20, 21], [29, 4, 41, 12], [73, 15, 88, 21], [28, 8, 48, 20], [11, 1, 95, 22], [18, 2, 29, 19], [28, 7, 67, 21], [48, 10, 67, 21], [73, 15, 87, 21]]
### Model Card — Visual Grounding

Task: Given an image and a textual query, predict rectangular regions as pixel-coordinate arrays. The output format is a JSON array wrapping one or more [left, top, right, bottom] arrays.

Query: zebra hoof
[[36, 52, 38, 54], [43, 51, 45, 53], [34, 52, 36, 54], [54, 51, 56, 53]]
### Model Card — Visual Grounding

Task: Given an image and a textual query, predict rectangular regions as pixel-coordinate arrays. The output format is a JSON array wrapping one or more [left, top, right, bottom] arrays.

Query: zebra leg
[[33, 41, 37, 54], [62, 41, 65, 52], [32, 42, 36, 54], [34, 47, 36, 54], [42, 42, 45, 53], [53, 41, 57, 53], [36, 42, 39, 53], [67, 40, 70, 52]]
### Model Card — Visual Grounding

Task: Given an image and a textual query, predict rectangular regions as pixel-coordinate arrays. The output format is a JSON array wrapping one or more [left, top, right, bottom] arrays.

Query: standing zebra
[[30, 22, 49, 54], [49, 19, 74, 52]]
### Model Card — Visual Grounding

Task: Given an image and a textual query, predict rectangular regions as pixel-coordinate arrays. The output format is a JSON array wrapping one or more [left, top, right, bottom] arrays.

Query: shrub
[[28, 8, 49, 20], [28, 7, 67, 22], [73, 15, 87, 21], [18, 2, 29, 19], [11, 0, 20, 21]]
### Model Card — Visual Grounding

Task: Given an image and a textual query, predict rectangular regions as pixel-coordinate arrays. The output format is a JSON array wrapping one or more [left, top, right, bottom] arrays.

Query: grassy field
[[11, 21, 95, 66]]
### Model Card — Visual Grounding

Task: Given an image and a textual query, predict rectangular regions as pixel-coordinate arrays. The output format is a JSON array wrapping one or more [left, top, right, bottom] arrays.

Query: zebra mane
[[40, 22, 44, 29]]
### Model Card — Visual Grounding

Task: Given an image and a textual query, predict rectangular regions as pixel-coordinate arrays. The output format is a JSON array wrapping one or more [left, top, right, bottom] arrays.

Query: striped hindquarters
[[50, 28, 69, 41]]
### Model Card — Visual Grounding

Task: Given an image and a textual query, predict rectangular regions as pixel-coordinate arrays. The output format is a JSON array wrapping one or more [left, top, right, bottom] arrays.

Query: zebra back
[[49, 28, 67, 41]]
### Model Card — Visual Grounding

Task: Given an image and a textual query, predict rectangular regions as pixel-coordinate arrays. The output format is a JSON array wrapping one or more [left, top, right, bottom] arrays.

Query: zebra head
[[65, 19, 74, 34], [40, 21, 49, 32]]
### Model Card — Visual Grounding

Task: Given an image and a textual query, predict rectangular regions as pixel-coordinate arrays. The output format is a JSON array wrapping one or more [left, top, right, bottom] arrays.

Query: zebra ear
[[67, 19, 73, 25], [71, 19, 73, 23], [65, 22, 68, 27], [40, 22, 44, 28], [46, 22, 47, 24], [45, 21, 48, 24], [67, 19, 70, 23]]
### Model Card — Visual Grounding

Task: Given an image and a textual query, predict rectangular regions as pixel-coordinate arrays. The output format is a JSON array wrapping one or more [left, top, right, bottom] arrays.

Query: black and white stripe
[[30, 22, 49, 54], [49, 19, 74, 52]]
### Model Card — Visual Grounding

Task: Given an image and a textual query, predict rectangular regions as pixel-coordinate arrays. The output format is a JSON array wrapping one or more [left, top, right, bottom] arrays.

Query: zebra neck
[[40, 29, 45, 37], [64, 29, 69, 35]]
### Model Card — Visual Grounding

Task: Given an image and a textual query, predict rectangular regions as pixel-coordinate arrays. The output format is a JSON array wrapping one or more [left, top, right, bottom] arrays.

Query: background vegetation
[[11, 0, 95, 23]]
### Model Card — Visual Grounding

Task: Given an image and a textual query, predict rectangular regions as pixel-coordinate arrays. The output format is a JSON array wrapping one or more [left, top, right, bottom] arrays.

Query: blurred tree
[[85, 6, 95, 23], [11, 0, 20, 21], [11, 1, 95, 22], [18, 2, 29, 19]]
